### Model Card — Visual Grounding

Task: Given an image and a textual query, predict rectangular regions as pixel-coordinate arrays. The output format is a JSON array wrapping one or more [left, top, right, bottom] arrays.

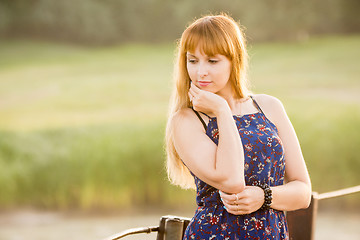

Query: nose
[[197, 62, 208, 78]]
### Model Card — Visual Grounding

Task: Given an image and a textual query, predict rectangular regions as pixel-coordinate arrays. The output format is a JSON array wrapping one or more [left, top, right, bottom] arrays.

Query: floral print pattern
[[183, 109, 289, 239]]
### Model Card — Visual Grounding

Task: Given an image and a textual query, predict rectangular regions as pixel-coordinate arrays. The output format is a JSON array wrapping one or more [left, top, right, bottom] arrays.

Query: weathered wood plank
[[157, 215, 191, 240], [317, 185, 360, 200], [287, 192, 319, 240]]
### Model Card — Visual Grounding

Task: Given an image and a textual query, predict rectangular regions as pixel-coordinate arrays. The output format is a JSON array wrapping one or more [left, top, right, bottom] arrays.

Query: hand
[[188, 82, 228, 115], [219, 186, 264, 215]]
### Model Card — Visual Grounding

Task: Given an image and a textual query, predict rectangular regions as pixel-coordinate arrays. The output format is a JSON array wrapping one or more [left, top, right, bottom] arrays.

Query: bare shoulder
[[171, 108, 204, 132], [172, 108, 195, 124], [252, 94, 287, 125], [252, 94, 283, 109]]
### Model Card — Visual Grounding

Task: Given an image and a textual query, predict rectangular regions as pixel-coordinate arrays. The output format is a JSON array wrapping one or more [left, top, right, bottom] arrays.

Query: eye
[[209, 59, 218, 64], [187, 59, 197, 63]]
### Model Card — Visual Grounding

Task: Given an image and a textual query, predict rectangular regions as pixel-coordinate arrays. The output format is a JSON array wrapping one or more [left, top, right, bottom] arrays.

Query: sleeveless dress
[[183, 97, 289, 240]]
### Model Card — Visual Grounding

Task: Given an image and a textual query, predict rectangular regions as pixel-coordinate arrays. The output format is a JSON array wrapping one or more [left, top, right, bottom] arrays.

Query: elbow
[[220, 177, 245, 194], [301, 198, 311, 209], [301, 185, 313, 209], [304, 192, 313, 209], [304, 201, 311, 209]]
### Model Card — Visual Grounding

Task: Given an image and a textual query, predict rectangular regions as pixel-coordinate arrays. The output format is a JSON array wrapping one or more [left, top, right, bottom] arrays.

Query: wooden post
[[156, 216, 167, 240], [156, 215, 191, 240], [182, 218, 191, 237], [164, 218, 184, 240], [287, 192, 318, 240]]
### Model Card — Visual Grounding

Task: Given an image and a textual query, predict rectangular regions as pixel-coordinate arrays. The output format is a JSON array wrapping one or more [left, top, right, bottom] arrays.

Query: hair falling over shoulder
[[165, 13, 250, 189]]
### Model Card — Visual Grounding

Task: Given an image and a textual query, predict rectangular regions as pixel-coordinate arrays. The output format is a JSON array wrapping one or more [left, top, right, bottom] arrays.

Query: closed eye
[[209, 59, 218, 64], [187, 59, 197, 63]]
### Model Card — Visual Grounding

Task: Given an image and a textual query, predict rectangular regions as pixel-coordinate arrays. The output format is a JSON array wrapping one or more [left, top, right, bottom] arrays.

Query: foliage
[[0, 0, 359, 44]]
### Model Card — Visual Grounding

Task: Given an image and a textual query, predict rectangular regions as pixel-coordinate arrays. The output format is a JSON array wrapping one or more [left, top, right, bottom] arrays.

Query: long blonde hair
[[165, 13, 250, 189]]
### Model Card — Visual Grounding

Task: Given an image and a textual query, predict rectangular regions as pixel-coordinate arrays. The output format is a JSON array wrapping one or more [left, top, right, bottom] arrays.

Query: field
[[1, 210, 360, 240], [0, 35, 359, 210]]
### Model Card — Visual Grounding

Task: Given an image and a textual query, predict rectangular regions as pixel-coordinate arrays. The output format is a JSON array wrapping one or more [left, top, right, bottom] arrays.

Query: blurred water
[[0, 210, 359, 240]]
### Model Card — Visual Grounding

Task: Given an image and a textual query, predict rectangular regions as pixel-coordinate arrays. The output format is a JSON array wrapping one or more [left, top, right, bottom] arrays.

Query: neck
[[222, 95, 237, 111], [217, 90, 249, 115], [217, 86, 238, 110]]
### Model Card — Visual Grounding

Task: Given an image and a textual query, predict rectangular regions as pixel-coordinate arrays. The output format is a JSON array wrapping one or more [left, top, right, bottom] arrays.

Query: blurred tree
[[0, 0, 358, 44], [341, 0, 360, 32]]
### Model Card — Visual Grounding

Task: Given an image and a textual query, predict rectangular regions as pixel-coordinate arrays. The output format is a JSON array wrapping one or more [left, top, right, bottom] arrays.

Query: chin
[[200, 87, 216, 93]]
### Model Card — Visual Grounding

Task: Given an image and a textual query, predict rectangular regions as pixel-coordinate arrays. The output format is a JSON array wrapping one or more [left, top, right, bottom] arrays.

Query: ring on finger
[[233, 194, 239, 205]]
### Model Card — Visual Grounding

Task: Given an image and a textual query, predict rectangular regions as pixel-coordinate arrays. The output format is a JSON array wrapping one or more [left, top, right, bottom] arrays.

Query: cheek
[[186, 64, 196, 80], [215, 67, 231, 83], [220, 64, 231, 82]]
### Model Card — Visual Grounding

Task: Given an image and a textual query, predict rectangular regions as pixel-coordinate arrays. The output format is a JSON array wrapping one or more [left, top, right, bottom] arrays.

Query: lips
[[198, 81, 211, 87]]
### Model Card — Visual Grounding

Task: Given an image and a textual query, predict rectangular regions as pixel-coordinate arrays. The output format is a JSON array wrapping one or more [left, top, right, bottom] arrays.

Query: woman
[[165, 14, 311, 239]]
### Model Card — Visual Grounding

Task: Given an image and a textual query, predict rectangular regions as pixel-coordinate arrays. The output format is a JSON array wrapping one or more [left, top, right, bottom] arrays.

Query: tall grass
[[0, 122, 193, 209], [0, 35, 359, 210]]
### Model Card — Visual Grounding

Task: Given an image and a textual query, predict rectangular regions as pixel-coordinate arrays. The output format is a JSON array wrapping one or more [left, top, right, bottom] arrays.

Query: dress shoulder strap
[[191, 108, 207, 131], [250, 95, 266, 116]]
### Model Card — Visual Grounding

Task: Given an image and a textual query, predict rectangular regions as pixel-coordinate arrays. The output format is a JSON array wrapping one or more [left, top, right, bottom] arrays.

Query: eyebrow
[[186, 53, 219, 58], [186, 53, 197, 58]]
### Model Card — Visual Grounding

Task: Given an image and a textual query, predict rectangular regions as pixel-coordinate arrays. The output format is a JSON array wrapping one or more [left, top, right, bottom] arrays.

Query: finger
[[223, 198, 239, 206], [220, 196, 233, 205], [226, 208, 242, 215], [233, 191, 247, 200], [232, 209, 248, 215], [189, 88, 197, 99], [221, 197, 240, 209], [190, 82, 201, 93], [221, 198, 233, 206], [235, 187, 258, 202], [223, 203, 249, 215], [219, 191, 234, 200], [219, 192, 239, 202], [188, 92, 193, 101], [223, 201, 236, 211], [223, 203, 243, 215]]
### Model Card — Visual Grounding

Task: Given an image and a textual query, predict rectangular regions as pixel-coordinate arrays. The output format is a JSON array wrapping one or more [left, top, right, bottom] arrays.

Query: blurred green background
[[0, 0, 359, 212]]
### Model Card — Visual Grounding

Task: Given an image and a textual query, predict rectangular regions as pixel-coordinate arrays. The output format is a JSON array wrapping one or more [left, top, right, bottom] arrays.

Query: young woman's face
[[186, 46, 232, 96]]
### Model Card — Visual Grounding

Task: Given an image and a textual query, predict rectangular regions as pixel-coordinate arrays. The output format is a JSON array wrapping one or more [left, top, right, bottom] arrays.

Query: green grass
[[0, 35, 359, 210]]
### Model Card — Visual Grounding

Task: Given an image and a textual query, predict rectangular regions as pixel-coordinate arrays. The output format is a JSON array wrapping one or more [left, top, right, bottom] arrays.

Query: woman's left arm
[[220, 95, 312, 213], [264, 95, 312, 211]]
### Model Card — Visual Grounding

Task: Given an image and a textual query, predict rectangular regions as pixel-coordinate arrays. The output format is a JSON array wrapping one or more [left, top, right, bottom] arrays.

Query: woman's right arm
[[172, 94, 245, 193]]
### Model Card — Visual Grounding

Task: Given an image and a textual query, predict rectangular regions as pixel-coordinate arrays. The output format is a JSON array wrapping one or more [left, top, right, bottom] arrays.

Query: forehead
[[186, 48, 218, 57], [186, 47, 212, 56], [185, 39, 226, 56]]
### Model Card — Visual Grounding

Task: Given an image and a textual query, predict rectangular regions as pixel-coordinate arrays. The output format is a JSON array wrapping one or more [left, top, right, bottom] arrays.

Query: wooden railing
[[102, 215, 191, 240], [102, 185, 360, 240], [287, 185, 360, 240]]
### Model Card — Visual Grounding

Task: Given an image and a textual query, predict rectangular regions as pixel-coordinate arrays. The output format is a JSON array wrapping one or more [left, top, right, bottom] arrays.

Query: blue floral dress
[[183, 97, 289, 239]]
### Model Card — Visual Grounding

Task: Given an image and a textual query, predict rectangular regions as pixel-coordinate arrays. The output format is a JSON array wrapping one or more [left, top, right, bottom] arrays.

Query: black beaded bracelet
[[255, 182, 272, 210]]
